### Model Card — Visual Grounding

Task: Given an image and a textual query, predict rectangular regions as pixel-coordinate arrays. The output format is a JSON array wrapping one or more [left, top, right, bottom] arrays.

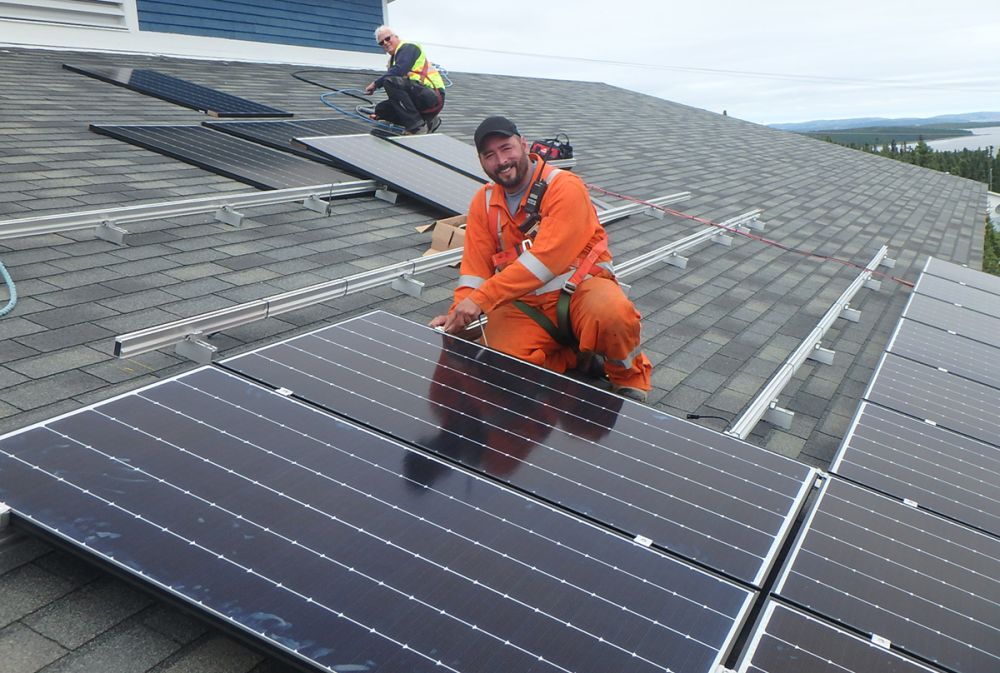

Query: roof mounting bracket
[[840, 305, 861, 323], [214, 205, 245, 227], [711, 233, 733, 246], [302, 194, 331, 215], [95, 219, 127, 245], [618, 281, 632, 297], [880, 256, 896, 269], [0, 503, 9, 531], [807, 344, 835, 365], [864, 278, 882, 291], [763, 402, 794, 431], [374, 186, 398, 204], [745, 215, 765, 231], [644, 206, 666, 219], [391, 274, 425, 298], [664, 253, 688, 269], [175, 333, 218, 364]]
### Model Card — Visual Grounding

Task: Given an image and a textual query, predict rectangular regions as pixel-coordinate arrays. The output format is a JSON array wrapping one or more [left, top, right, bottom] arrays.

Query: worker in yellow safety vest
[[364, 25, 445, 135], [430, 116, 653, 402]]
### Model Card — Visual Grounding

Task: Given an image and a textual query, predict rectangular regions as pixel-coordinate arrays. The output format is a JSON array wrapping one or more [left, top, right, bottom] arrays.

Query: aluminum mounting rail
[[115, 191, 691, 362], [726, 244, 893, 440], [0, 180, 377, 243]]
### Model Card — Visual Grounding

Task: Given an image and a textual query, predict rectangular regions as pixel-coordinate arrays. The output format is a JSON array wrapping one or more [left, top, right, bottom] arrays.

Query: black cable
[[686, 413, 731, 430]]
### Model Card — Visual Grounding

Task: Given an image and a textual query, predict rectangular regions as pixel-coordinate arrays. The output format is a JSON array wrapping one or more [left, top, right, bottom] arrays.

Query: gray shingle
[[38, 621, 179, 673], [6, 345, 106, 379], [0, 623, 67, 672], [0, 564, 75, 629]]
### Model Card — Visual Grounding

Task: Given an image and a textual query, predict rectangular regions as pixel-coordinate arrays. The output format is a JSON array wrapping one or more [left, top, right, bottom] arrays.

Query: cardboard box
[[422, 214, 466, 257]]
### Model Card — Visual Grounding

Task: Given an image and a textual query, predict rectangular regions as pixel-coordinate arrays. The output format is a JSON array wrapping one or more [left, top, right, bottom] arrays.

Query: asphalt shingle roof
[[0, 45, 987, 672]]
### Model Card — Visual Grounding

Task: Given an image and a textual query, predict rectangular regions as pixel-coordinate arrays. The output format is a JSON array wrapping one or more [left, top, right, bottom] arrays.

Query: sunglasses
[[378, 35, 394, 46]]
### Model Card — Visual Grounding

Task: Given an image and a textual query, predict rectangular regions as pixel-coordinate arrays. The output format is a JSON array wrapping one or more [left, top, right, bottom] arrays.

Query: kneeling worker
[[430, 116, 652, 401], [364, 26, 445, 135]]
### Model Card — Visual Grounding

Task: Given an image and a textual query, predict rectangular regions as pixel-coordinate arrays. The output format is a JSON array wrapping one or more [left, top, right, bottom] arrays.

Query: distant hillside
[[770, 112, 1000, 132], [804, 125, 974, 145]]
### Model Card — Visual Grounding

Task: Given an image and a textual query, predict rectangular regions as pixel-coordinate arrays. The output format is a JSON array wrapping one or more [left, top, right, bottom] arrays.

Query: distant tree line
[[985, 221, 1000, 276]]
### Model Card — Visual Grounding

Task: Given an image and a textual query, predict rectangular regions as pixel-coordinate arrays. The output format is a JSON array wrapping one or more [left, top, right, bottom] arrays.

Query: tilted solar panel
[[924, 257, 1000, 296], [221, 310, 815, 587], [296, 135, 481, 215], [64, 64, 291, 117], [204, 118, 371, 159], [388, 133, 489, 182], [886, 317, 1000, 390], [775, 478, 1000, 673], [90, 125, 354, 190], [738, 602, 941, 673], [902, 293, 1000, 346], [865, 352, 1000, 449], [914, 273, 1000, 319], [0, 366, 754, 673]]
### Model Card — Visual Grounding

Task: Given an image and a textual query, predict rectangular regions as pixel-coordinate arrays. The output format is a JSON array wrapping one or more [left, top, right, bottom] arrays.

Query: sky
[[386, 0, 1000, 125]]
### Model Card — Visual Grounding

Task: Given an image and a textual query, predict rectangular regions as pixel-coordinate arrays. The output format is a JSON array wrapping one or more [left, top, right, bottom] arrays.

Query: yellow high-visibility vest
[[394, 42, 445, 90]]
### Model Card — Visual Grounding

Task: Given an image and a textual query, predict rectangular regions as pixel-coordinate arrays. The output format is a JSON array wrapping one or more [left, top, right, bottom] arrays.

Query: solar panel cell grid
[[90, 125, 354, 190], [0, 367, 752, 673], [902, 293, 1000, 346], [865, 352, 1000, 449], [65, 64, 291, 117], [775, 478, 1000, 673], [924, 257, 1000, 296], [914, 274, 1000, 319], [221, 311, 814, 587], [204, 118, 371, 158], [388, 133, 489, 181], [887, 318, 1000, 390]]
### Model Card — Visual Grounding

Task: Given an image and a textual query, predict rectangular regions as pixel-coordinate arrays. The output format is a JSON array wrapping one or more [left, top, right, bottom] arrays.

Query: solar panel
[[924, 257, 1000, 296], [296, 135, 481, 214], [388, 134, 489, 182], [887, 318, 1000, 390], [914, 273, 1000, 319], [0, 366, 754, 673], [902, 293, 1000, 346], [220, 310, 815, 586], [64, 64, 291, 117], [832, 401, 1000, 537], [90, 125, 354, 190], [204, 118, 371, 159], [865, 352, 1000, 448], [774, 477, 1000, 673], [737, 602, 941, 673]]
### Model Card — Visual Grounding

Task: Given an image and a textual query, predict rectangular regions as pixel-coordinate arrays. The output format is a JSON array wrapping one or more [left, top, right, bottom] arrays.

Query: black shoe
[[576, 351, 606, 380], [612, 385, 648, 403], [425, 115, 442, 134]]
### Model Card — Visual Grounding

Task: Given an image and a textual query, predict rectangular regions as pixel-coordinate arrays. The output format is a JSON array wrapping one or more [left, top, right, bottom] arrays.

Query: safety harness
[[486, 164, 612, 347], [395, 41, 445, 115]]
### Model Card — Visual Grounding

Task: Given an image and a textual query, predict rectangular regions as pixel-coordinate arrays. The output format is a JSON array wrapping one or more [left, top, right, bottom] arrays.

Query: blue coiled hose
[[0, 259, 16, 317]]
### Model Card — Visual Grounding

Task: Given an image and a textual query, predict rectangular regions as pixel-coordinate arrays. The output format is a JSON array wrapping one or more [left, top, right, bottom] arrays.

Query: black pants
[[374, 76, 444, 132]]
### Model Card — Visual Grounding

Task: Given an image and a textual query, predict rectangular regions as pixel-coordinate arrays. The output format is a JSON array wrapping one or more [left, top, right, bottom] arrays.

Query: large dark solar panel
[[738, 602, 940, 673], [64, 64, 291, 117], [902, 293, 1000, 346], [204, 118, 371, 159], [865, 352, 1000, 448], [914, 273, 1000, 319], [775, 478, 1000, 673], [221, 311, 815, 586], [832, 401, 1000, 538], [887, 318, 1000, 390], [90, 125, 355, 190], [388, 133, 489, 182], [296, 135, 481, 214], [924, 257, 1000, 296], [0, 366, 754, 673]]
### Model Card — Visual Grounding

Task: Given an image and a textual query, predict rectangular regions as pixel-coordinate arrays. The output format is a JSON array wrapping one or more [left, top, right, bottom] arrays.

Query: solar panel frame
[[388, 133, 489, 182], [220, 310, 816, 587], [90, 124, 355, 190], [832, 401, 1000, 538], [296, 134, 482, 214], [0, 366, 755, 673], [204, 118, 372, 159], [64, 63, 292, 117], [902, 293, 1000, 347], [914, 273, 1000, 319], [774, 477, 1000, 673], [923, 256, 1000, 296], [737, 602, 942, 673], [864, 352, 1000, 449], [886, 317, 1000, 390]]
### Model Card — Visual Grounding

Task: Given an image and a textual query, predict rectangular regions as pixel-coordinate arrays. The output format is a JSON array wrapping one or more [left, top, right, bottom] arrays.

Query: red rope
[[588, 184, 915, 288]]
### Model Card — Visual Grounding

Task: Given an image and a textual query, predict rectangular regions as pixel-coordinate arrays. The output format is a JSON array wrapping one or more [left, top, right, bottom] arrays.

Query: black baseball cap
[[474, 116, 519, 152]]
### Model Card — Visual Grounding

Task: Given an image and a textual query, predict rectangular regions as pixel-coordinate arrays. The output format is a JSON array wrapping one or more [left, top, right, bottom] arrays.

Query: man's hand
[[364, 82, 377, 95], [429, 298, 483, 334]]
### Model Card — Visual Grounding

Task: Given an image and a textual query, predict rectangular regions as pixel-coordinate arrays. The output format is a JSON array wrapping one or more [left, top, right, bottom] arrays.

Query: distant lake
[[927, 126, 1000, 151]]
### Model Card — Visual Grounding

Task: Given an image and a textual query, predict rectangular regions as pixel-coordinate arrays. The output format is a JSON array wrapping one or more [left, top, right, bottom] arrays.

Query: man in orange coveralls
[[429, 116, 652, 402]]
